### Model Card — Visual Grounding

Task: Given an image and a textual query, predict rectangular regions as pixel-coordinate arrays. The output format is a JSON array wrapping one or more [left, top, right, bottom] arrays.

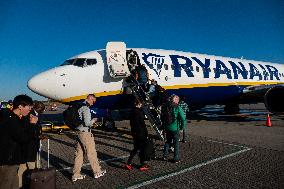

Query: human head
[[7, 100, 13, 110], [13, 94, 33, 117], [86, 94, 96, 106], [170, 94, 180, 105], [134, 99, 142, 108], [8, 100, 13, 105], [33, 101, 45, 114], [151, 79, 157, 85]]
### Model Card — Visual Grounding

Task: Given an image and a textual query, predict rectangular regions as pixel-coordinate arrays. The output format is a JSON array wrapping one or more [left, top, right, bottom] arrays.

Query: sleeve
[[178, 106, 186, 129], [81, 106, 95, 127]]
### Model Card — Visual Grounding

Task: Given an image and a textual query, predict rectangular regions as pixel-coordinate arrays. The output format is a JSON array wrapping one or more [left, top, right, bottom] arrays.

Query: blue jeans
[[163, 130, 180, 161]]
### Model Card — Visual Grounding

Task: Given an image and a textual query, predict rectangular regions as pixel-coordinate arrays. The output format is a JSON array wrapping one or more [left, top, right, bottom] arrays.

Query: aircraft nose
[[28, 72, 52, 97]]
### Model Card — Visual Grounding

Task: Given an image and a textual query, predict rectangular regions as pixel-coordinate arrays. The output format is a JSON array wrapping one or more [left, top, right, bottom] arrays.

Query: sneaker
[[94, 170, 106, 179], [139, 164, 149, 171], [125, 164, 134, 170], [72, 174, 86, 182], [169, 147, 174, 152], [173, 159, 180, 164]]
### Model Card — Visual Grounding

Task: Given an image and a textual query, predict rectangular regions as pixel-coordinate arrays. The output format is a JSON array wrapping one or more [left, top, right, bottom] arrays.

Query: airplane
[[28, 42, 284, 115]]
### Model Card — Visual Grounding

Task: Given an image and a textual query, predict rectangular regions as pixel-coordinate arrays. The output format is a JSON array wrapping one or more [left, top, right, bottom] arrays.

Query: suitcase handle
[[37, 138, 50, 169]]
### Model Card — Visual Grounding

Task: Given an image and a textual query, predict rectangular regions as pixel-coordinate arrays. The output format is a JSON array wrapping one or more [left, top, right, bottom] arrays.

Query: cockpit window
[[60, 58, 98, 67], [73, 58, 86, 67], [60, 59, 75, 66], [86, 59, 97, 65]]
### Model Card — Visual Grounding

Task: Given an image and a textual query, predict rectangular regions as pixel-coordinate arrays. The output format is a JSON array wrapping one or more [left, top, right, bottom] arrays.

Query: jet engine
[[264, 86, 284, 113]]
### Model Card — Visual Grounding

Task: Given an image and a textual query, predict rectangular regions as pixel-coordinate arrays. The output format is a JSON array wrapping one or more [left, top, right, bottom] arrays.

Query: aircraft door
[[106, 42, 130, 78]]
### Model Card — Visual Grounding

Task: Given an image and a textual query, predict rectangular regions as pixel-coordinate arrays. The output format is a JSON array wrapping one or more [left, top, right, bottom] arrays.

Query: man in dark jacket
[[0, 95, 34, 189], [18, 101, 45, 188], [135, 64, 149, 90], [125, 100, 150, 171]]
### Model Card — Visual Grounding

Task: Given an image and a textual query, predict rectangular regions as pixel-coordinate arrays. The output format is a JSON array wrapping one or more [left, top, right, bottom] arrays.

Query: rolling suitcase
[[29, 139, 56, 189]]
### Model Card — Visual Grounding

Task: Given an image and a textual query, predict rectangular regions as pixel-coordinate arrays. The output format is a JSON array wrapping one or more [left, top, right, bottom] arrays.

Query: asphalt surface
[[39, 103, 284, 189]]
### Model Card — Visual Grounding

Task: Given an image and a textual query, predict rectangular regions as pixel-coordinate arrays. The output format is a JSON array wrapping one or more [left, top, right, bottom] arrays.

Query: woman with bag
[[162, 94, 186, 163]]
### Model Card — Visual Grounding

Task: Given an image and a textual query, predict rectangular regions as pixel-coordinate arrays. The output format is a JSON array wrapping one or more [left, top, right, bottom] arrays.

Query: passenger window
[[171, 65, 175, 70], [196, 66, 199, 72]]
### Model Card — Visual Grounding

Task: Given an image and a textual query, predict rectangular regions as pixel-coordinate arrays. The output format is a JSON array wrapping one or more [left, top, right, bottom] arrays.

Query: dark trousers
[[127, 139, 146, 165], [0, 164, 19, 189], [163, 130, 180, 161], [181, 126, 190, 142]]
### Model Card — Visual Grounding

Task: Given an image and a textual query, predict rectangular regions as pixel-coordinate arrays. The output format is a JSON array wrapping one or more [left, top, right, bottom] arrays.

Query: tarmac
[[39, 103, 284, 189]]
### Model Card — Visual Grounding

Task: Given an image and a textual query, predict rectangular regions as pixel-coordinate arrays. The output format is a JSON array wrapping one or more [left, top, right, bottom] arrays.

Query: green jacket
[[165, 106, 186, 132]]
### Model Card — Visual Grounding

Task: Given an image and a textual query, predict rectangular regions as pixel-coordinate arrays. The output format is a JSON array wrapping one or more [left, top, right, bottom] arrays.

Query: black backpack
[[63, 104, 84, 130]]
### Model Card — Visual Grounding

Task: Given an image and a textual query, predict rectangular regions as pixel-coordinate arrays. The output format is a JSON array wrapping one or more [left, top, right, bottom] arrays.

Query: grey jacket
[[76, 104, 95, 132]]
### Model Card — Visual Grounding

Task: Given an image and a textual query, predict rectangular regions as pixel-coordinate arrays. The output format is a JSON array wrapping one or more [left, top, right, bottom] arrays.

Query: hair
[[33, 101, 45, 114], [13, 94, 33, 109], [170, 94, 179, 106], [87, 94, 96, 99], [134, 99, 142, 106]]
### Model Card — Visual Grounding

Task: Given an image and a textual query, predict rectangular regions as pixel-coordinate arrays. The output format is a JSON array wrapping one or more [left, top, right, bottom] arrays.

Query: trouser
[[163, 130, 180, 161], [18, 161, 36, 188], [73, 131, 102, 177], [181, 126, 190, 141], [127, 139, 146, 165], [0, 164, 19, 189]]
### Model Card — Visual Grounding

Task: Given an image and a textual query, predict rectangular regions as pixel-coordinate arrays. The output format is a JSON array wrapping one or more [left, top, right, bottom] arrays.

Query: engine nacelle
[[264, 86, 284, 113]]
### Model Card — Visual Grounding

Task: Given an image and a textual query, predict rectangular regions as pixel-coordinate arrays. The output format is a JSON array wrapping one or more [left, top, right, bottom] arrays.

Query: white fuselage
[[28, 48, 284, 107]]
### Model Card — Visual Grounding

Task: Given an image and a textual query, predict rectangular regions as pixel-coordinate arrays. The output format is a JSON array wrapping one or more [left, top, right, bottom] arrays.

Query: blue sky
[[0, 0, 283, 101]]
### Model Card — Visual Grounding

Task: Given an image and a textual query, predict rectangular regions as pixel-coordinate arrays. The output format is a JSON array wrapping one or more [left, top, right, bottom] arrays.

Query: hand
[[30, 114, 38, 124]]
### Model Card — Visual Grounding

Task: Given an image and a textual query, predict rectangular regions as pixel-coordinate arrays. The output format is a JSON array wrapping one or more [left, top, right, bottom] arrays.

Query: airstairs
[[106, 41, 164, 140], [128, 76, 164, 140]]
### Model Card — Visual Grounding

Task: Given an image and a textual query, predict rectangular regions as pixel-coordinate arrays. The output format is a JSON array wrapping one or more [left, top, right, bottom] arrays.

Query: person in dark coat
[[0, 95, 34, 189], [135, 64, 149, 91], [125, 99, 150, 171], [18, 101, 45, 188]]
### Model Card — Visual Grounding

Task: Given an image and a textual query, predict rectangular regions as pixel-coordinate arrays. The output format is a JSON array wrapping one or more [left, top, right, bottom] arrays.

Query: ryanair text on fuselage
[[142, 53, 281, 81]]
